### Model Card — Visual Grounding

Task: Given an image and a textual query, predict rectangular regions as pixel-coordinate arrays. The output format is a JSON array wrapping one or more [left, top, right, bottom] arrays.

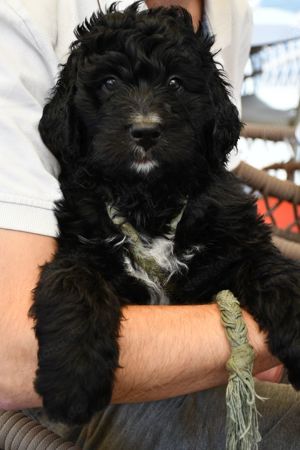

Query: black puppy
[[31, 3, 300, 425]]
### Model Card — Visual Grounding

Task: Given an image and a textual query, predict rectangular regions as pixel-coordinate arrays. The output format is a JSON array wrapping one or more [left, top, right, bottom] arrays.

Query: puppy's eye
[[168, 77, 182, 91], [102, 77, 118, 91]]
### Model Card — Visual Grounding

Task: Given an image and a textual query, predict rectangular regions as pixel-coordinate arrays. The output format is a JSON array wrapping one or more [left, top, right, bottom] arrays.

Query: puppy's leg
[[233, 250, 300, 389], [30, 254, 122, 425]]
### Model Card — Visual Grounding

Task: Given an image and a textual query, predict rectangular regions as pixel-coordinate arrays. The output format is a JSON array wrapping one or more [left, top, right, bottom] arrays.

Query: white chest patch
[[123, 235, 204, 305], [105, 203, 204, 304]]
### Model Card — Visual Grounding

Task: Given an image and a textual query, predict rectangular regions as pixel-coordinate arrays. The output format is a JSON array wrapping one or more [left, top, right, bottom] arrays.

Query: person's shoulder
[[0, 0, 59, 62], [1, 0, 98, 62], [205, 0, 252, 67]]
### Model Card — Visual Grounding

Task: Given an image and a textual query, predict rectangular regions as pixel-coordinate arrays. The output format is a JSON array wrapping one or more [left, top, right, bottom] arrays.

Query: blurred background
[[233, 0, 300, 259], [239, 0, 300, 171]]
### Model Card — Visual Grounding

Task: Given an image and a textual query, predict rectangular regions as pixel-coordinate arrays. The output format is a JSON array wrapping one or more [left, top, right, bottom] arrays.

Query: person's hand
[[255, 365, 284, 383]]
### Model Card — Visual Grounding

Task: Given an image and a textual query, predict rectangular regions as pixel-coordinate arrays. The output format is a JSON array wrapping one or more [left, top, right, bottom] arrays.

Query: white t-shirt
[[0, 0, 252, 237]]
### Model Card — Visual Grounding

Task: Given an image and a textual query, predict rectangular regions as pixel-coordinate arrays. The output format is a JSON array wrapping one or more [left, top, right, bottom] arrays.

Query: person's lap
[[69, 381, 300, 450]]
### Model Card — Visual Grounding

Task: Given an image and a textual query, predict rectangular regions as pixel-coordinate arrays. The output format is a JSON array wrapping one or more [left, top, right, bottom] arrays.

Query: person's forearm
[[1, 301, 278, 409], [112, 304, 279, 403], [0, 305, 276, 408]]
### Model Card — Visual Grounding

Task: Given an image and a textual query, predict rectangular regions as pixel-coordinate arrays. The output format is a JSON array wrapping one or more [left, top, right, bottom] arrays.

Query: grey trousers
[[68, 381, 300, 450]]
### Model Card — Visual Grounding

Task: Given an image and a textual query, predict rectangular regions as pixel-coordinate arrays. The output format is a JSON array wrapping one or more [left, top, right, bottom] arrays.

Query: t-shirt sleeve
[[0, 1, 62, 237], [224, 0, 253, 171]]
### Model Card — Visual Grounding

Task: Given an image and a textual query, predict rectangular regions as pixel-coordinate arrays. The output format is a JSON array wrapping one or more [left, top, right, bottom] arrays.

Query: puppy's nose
[[130, 123, 161, 150]]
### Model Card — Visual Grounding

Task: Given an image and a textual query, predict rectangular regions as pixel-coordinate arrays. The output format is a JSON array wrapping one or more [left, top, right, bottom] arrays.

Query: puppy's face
[[40, 4, 241, 188]]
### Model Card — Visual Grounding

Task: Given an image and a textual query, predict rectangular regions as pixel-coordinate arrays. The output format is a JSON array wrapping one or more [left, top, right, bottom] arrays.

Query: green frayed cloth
[[216, 290, 262, 450]]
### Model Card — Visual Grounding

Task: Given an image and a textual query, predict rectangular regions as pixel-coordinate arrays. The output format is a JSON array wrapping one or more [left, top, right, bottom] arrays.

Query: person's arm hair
[[113, 304, 279, 404], [0, 228, 279, 410]]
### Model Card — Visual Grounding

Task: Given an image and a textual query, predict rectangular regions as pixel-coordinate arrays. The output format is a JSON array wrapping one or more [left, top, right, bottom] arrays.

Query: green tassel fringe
[[216, 290, 262, 450]]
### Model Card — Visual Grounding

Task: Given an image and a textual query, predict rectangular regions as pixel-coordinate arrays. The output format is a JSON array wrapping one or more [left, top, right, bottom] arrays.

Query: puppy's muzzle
[[130, 122, 161, 150]]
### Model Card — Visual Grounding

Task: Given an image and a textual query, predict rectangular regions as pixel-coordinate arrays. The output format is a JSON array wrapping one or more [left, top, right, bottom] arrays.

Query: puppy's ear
[[196, 33, 242, 165], [209, 66, 242, 164], [39, 53, 80, 165]]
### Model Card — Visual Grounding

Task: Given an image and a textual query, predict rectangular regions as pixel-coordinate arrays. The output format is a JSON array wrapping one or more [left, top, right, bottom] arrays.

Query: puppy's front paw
[[38, 377, 94, 425], [36, 349, 115, 425], [31, 259, 122, 424], [286, 359, 300, 390], [271, 337, 300, 390], [288, 371, 300, 390]]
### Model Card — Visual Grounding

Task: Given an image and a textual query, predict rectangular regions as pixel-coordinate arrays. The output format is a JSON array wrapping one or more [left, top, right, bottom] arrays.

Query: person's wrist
[[241, 309, 280, 375]]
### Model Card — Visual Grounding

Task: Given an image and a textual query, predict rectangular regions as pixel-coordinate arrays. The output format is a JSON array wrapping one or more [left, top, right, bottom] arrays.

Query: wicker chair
[[238, 34, 300, 258], [0, 409, 80, 450], [233, 161, 300, 260]]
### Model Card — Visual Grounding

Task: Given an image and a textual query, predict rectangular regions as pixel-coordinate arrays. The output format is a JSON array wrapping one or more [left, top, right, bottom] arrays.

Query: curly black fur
[[31, 3, 300, 425]]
